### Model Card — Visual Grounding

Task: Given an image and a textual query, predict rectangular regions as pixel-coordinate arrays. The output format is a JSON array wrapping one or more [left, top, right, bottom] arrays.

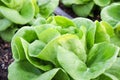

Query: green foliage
[[101, 3, 120, 27], [0, 0, 59, 42], [8, 16, 120, 80], [72, 1, 94, 17]]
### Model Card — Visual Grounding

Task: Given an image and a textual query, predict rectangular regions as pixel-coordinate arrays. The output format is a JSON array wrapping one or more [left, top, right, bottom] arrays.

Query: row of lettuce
[[61, 0, 120, 17], [9, 16, 120, 80], [0, 0, 120, 42]]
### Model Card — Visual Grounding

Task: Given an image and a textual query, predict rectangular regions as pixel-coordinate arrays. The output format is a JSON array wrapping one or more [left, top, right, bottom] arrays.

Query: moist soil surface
[[0, 39, 13, 80]]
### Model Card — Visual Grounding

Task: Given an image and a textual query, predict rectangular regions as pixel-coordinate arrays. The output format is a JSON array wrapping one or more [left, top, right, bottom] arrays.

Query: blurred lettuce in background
[[101, 2, 120, 27], [0, 0, 59, 42], [61, 0, 119, 17]]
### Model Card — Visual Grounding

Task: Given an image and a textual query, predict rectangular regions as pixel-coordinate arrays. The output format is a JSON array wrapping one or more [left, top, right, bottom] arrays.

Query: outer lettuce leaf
[[94, 0, 111, 6], [101, 3, 120, 27], [35, 68, 70, 80], [110, 22, 120, 56], [21, 38, 53, 71], [61, 0, 90, 6], [11, 27, 38, 60], [57, 42, 119, 80], [0, 26, 18, 42], [94, 58, 120, 80], [104, 58, 120, 80], [72, 1, 94, 17], [8, 61, 42, 80], [37, 0, 50, 6], [0, 18, 12, 31], [93, 74, 115, 80], [73, 18, 94, 29], [8, 61, 69, 80]]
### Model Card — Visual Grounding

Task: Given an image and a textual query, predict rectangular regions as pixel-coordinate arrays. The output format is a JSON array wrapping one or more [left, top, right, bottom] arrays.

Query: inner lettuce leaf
[[9, 16, 120, 80], [47, 16, 76, 28], [73, 17, 95, 49], [95, 21, 110, 43]]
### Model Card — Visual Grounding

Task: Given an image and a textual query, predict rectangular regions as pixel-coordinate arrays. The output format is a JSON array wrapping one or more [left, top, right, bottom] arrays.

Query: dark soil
[[0, 39, 13, 80]]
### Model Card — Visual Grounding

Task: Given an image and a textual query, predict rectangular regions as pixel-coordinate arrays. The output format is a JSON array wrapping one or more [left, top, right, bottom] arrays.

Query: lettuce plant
[[101, 2, 120, 27], [8, 16, 120, 80], [0, 0, 59, 42], [61, 0, 119, 17]]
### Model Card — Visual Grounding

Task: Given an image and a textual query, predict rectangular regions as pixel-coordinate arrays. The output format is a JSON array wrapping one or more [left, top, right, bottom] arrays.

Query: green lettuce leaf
[[0, 18, 12, 31], [73, 18, 95, 49], [38, 0, 59, 18], [101, 3, 120, 27], [8, 61, 42, 80], [61, 0, 90, 6], [0, 26, 17, 42], [8, 61, 69, 80], [72, 1, 94, 17], [0, 0, 35, 24], [104, 58, 120, 80], [57, 42, 119, 80], [94, 0, 111, 6], [47, 16, 76, 28]]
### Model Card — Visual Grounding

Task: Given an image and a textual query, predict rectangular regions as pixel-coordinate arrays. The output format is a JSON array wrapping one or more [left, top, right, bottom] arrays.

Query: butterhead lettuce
[[8, 16, 120, 80]]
